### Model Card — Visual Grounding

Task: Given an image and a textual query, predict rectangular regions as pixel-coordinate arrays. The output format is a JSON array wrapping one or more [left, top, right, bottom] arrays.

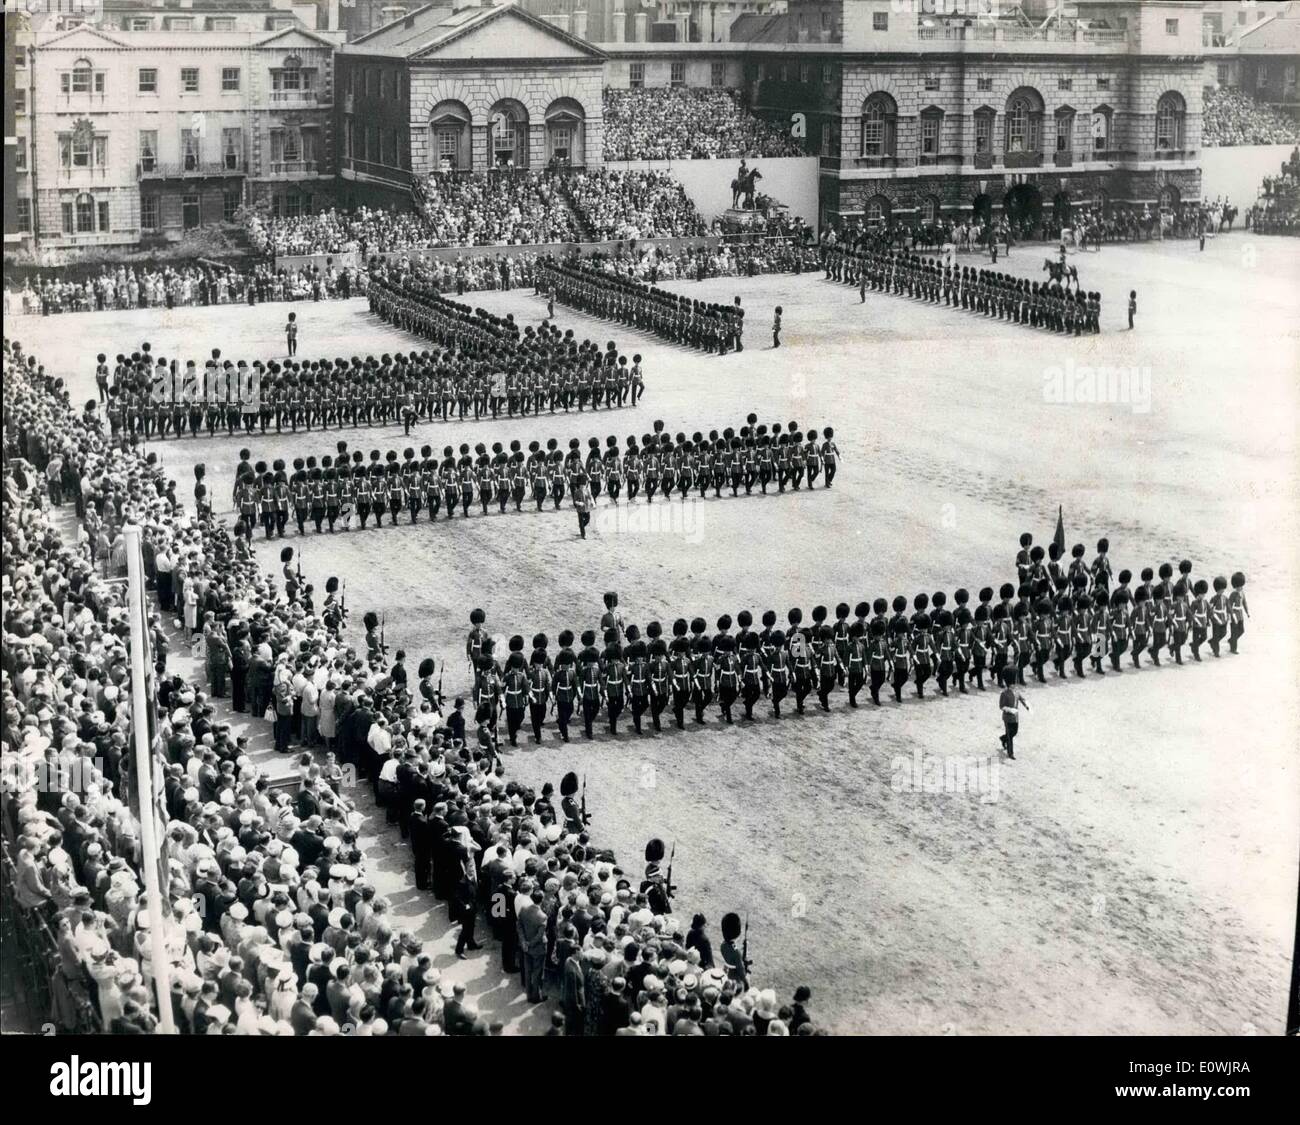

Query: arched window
[[489, 99, 529, 168], [921, 196, 940, 225], [865, 194, 891, 227], [1155, 91, 1185, 150], [1004, 88, 1044, 155], [429, 100, 471, 172], [75, 192, 95, 232], [860, 93, 897, 159], [919, 107, 943, 159], [545, 97, 586, 167], [1158, 184, 1181, 211]]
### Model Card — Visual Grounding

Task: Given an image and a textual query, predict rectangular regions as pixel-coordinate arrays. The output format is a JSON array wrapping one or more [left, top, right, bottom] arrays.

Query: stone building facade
[[27, 22, 340, 249], [336, 2, 604, 208]]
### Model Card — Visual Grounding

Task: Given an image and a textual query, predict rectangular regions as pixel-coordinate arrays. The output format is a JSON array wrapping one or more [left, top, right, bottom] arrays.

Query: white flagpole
[[124, 524, 177, 1033]]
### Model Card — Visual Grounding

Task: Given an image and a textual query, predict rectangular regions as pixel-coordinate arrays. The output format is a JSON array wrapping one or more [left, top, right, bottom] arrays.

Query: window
[[799, 63, 809, 84], [671, 62, 685, 88], [14, 46, 26, 67], [62, 201, 74, 234], [222, 128, 242, 170], [711, 62, 724, 87], [779, 64, 788, 83], [98, 200, 110, 232], [139, 130, 158, 171], [16, 198, 32, 232], [1256, 64, 1268, 88], [222, 67, 241, 92], [182, 128, 201, 170], [873, 12, 888, 31], [977, 76, 993, 92], [13, 89, 25, 114], [924, 75, 939, 92], [63, 62, 98, 95], [822, 12, 830, 30], [1005, 94, 1041, 154], [182, 194, 201, 230], [139, 68, 157, 93], [181, 68, 199, 94], [436, 128, 457, 163], [129, 17, 152, 30], [974, 110, 994, 154], [1091, 109, 1111, 152], [1215, 64, 1229, 86], [1165, 18, 1179, 36], [860, 93, 897, 158], [141, 195, 159, 231], [14, 139, 27, 172], [61, 132, 95, 169], [921, 112, 941, 155], [168, 17, 193, 31], [1058, 78, 1072, 91], [223, 191, 240, 222], [922, 197, 939, 224], [822, 63, 833, 85], [209, 17, 235, 31], [1056, 110, 1075, 152], [629, 62, 644, 88], [866, 195, 890, 226], [76, 193, 95, 233], [1097, 76, 1111, 91], [1155, 92, 1185, 150]]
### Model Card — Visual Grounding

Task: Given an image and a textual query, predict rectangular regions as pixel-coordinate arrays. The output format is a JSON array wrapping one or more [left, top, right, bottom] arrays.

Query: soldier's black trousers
[[506, 707, 525, 745], [581, 700, 599, 738], [824, 463, 836, 488], [607, 699, 623, 734], [556, 700, 573, 741], [529, 703, 547, 741], [631, 696, 647, 733]]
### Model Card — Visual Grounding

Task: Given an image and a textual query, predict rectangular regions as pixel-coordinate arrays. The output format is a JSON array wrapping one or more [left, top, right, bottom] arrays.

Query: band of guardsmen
[[448, 547, 1250, 745], [228, 415, 839, 536], [823, 245, 1102, 335], [534, 259, 745, 354]]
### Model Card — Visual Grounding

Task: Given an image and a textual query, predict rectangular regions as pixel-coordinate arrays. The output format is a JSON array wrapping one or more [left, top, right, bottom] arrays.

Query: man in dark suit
[[442, 983, 475, 1035], [518, 890, 549, 1003], [561, 947, 585, 1035], [408, 800, 432, 890], [601, 976, 632, 1036]]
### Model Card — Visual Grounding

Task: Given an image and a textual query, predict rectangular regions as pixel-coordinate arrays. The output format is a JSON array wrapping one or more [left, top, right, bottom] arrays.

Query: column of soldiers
[[823, 245, 1102, 335], [456, 550, 1249, 742], [228, 416, 840, 542], [101, 336, 645, 444], [534, 258, 744, 355]]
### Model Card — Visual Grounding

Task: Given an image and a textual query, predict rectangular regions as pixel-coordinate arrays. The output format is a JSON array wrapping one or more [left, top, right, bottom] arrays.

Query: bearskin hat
[[788, 608, 803, 626], [1072, 544, 1086, 559], [558, 629, 575, 648], [913, 594, 929, 612], [1019, 533, 1033, 549]]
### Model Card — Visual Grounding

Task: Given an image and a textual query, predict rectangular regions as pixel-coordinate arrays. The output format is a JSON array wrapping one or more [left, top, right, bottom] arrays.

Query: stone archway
[[429, 99, 471, 172], [544, 97, 586, 168]]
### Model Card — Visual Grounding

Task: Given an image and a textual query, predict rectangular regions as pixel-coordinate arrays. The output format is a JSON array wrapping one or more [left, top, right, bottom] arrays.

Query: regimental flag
[[1052, 505, 1066, 557]]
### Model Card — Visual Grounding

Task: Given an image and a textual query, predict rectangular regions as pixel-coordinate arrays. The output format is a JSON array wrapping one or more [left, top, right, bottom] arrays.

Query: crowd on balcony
[[1249, 147, 1300, 235], [1, 337, 822, 1036], [602, 88, 805, 161], [565, 170, 709, 241], [1202, 87, 1300, 146]]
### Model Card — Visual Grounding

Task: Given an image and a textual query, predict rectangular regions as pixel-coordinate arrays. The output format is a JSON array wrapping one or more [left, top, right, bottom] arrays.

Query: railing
[[138, 161, 244, 179], [269, 160, 319, 176], [269, 89, 319, 105], [1004, 151, 1043, 169], [974, 151, 994, 169]]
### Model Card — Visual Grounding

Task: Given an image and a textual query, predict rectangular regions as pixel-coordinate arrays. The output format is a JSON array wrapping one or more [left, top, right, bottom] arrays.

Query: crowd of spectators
[[253, 174, 579, 258], [591, 239, 819, 283], [1249, 146, 1300, 235], [5, 262, 367, 317], [2, 335, 820, 1035], [1202, 87, 1300, 146], [564, 169, 709, 241], [602, 88, 805, 161]]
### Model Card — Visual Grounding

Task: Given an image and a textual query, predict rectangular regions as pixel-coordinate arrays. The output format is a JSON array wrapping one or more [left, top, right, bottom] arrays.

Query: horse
[[1042, 258, 1080, 290], [1219, 205, 1238, 232], [731, 168, 763, 210]]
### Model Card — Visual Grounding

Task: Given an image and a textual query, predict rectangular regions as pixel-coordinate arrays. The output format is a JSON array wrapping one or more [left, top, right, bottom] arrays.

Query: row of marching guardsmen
[[448, 569, 1250, 746]]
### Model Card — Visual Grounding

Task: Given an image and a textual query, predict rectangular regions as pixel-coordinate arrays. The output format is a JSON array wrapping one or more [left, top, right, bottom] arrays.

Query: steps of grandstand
[[552, 175, 597, 242]]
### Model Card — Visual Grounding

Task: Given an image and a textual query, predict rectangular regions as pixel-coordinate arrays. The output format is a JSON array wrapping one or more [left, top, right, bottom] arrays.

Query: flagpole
[[124, 524, 177, 1034]]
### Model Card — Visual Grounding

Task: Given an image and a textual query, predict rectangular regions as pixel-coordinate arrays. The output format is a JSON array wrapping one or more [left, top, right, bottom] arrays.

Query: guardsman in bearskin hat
[[668, 619, 692, 729], [465, 608, 488, 674], [642, 839, 673, 915], [623, 625, 649, 735], [553, 630, 578, 742], [603, 639, 627, 735], [1016, 532, 1034, 587], [1207, 576, 1229, 658], [714, 621, 740, 723], [527, 634, 553, 742], [720, 912, 749, 989], [786, 608, 814, 714], [560, 771, 586, 834], [888, 615, 912, 703], [502, 636, 529, 747], [576, 630, 603, 739], [831, 603, 852, 688], [1168, 580, 1189, 665], [1227, 572, 1248, 654], [508, 441, 527, 513], [1188, 580, 1210, 662], [1091, 537, 1113, 597], [737, 631, 767, 720]]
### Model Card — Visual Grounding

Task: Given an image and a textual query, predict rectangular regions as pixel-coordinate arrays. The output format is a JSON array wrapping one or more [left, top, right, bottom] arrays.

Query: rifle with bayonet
[[581, 774, 591, 826], [665, 839, 677, 900], [742, 912, 753, 974]]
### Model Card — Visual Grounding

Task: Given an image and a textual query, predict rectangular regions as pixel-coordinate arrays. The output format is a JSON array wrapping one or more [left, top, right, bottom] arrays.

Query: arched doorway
[[864, 193, 891, 228], [1052, 191, 1072, 225], [545, 97, 586, 168], [429, 100, 471, 172], [971, 193, 993, 225], [1158, 184, 1181, 212], [489, 99, 529, 169], [1004, 183, 1043, 229]]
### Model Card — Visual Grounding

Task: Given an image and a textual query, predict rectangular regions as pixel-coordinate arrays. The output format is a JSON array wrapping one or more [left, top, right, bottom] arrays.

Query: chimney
[[572, 9, 587, 39]]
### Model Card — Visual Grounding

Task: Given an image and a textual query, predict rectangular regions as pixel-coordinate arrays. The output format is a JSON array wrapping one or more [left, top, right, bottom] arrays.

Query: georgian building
[[605, 0, 1211, 229], [335, 1, 605, 207], [27, 21, 340, 248]]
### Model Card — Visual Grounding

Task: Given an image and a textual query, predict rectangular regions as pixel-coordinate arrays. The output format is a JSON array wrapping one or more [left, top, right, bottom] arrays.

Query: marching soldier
[[527, 634, 552, 743], [502, 636, 529, 747], [553, 631, 578, 743]]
